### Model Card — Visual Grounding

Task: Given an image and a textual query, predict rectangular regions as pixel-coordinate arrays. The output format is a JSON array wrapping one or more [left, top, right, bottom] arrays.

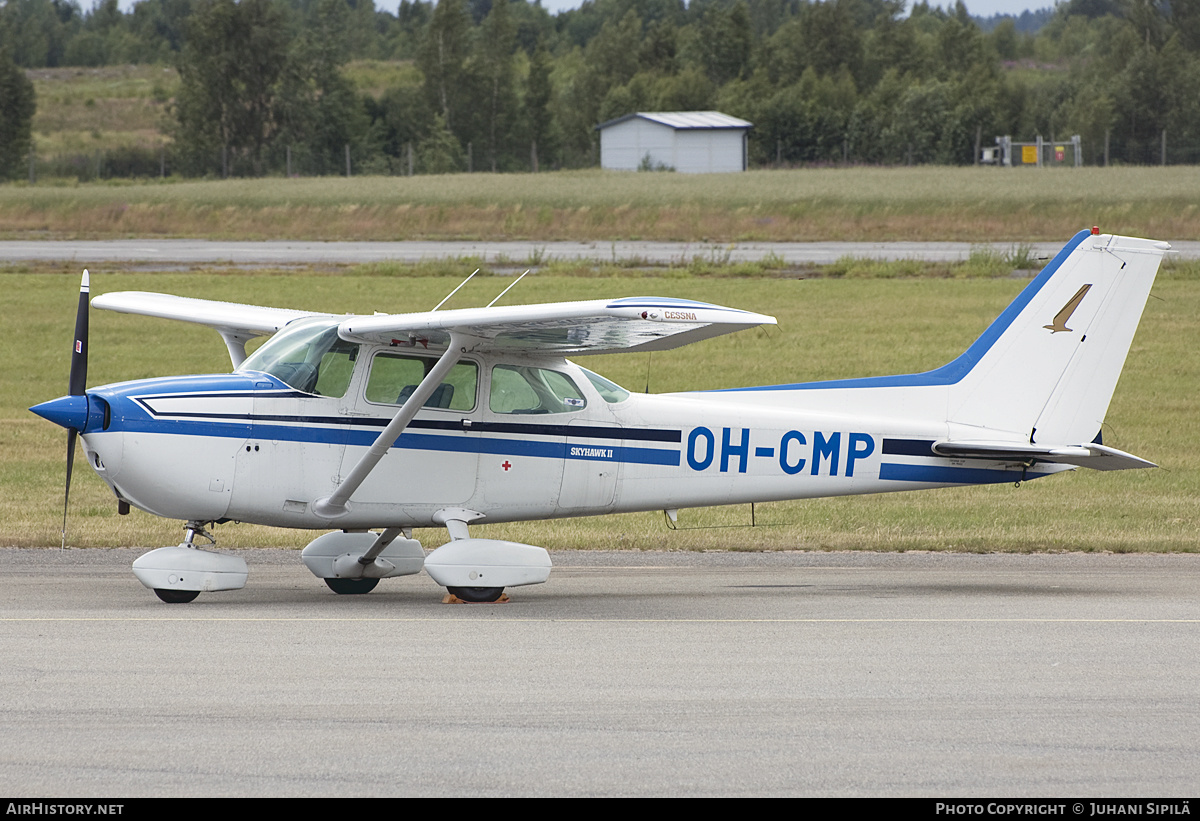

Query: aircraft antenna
[[644, 352, 653, 393], [431, 268, 480, 312], [486, 269, 531, 307]]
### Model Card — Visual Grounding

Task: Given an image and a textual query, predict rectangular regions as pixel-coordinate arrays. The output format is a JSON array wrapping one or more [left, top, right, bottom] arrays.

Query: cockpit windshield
[[580, 368, 630, 403], [238, 318, 359, 397]]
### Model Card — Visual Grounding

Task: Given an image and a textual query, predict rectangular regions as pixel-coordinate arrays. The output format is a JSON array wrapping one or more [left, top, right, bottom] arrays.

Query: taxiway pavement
[[1, 549, 1197, 796], [6, 238, 1200, 267]]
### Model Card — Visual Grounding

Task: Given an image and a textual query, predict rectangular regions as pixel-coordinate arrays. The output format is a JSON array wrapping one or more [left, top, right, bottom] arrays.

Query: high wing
[[93, 291, 777, 362], [91, 291, 332, 367], [337, 296, 777, 355]]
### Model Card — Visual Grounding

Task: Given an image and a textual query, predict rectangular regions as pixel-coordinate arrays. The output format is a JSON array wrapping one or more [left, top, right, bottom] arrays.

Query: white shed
[[595, 111, 752, 173]]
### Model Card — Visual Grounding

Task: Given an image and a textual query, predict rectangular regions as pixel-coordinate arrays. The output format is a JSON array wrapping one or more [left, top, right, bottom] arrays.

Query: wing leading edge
[[92, 291, 332, 367], [338, 296, 777, 355]]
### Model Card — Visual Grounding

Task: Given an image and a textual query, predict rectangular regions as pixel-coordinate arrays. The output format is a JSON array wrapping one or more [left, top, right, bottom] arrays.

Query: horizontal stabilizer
[[933, 440, 1156, 471]]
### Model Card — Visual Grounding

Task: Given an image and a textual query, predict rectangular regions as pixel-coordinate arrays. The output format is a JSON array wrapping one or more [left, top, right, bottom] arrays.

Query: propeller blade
[[68, 270, 89, 397], [62, 270, 89, 548]]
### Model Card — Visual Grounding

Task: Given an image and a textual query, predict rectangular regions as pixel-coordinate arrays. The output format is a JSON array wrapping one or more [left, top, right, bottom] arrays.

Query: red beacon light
[[1092, 226, 1100, 235]]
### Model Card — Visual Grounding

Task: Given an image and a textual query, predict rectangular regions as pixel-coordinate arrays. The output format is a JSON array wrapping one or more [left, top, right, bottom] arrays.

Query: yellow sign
[[1022, 146, 1038, 164]]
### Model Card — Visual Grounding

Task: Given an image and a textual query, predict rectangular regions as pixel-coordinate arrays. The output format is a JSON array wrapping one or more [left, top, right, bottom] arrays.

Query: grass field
[[4, 166, 1200, 242], [5, 262, 1197, 553]]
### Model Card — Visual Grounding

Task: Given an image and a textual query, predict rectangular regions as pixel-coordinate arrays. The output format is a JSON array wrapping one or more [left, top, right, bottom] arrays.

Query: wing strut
[[312, 334, 465, 518], [218, 330, 255, 368]]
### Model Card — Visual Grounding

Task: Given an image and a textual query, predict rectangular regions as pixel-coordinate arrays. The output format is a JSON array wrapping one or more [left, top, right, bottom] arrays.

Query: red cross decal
[[501, 461, 512, 471]]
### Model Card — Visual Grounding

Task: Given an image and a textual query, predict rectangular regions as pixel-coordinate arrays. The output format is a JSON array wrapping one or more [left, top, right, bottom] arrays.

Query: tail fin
[[944, 230, 1168, 443]]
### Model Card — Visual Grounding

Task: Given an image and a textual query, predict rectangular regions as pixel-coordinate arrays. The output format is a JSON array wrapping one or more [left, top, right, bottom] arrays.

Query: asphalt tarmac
[[6, 238, 1200, 266], [1, 548, 1197, 797]]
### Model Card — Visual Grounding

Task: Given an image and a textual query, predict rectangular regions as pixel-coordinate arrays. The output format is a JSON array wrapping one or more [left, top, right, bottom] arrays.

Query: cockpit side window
[[313, 339, 359, 397], [489, 365, 587, 414], [365, 353, 478, 411], [238, 319, 359, 398]]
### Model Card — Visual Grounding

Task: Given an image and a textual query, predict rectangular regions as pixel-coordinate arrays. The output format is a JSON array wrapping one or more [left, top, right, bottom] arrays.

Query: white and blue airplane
[[31, 229, 1168, 603]]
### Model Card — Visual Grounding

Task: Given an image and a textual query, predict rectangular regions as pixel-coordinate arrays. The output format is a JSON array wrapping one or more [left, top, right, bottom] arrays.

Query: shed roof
[[595, 111, 753, 131]]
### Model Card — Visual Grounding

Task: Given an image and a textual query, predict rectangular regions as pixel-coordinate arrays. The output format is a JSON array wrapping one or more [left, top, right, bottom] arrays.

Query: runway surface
[[2, 548, 1197, 797], [6, 238, 1200, 266]]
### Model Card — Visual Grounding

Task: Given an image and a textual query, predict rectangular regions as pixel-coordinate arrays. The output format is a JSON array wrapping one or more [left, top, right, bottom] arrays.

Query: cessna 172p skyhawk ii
[[30, 229, 1168, 603]]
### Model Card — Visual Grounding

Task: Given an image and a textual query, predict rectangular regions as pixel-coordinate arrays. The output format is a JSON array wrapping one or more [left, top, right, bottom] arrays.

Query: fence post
[[287, 145, 292, 177], [1161, 130, 1167, 166], [345, 144, 351, 177], [407, 142, 414, 176], [28, 148, 35, 184], [1104, 129, 1110, 167]]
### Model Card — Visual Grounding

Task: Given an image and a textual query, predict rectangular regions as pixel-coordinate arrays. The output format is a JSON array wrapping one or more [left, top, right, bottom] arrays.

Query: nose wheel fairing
[[132, 545, 249, 598]]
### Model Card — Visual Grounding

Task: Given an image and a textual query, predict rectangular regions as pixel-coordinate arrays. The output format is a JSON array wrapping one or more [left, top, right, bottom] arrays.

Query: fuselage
[[72, 342, 1057, 530]]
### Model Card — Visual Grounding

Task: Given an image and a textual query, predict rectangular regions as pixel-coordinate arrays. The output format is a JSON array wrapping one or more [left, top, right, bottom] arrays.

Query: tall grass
[[4, 167, 1200, 241]]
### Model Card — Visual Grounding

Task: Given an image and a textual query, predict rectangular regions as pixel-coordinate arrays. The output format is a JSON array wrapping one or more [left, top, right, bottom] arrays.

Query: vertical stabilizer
[[945, 231, 1168, 443]]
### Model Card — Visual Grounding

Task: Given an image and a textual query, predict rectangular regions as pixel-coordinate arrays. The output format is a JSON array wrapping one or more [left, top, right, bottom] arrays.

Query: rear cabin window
[[489, 365, 587, 415], [365, 353, 477, 411]]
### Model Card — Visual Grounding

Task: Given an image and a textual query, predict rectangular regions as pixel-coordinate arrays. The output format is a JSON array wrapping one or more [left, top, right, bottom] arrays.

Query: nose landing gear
[[132, 521, 248, 603]]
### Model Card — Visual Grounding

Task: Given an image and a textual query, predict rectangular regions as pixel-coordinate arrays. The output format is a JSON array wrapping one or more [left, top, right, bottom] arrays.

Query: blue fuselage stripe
[[403, 433, 680, 466], [112, 415, 681, 466], [880, 463, 1047, 484]]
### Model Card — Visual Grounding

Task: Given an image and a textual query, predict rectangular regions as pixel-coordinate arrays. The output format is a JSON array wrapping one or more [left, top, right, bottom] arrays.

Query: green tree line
[[4, 0, 1200, 178]]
